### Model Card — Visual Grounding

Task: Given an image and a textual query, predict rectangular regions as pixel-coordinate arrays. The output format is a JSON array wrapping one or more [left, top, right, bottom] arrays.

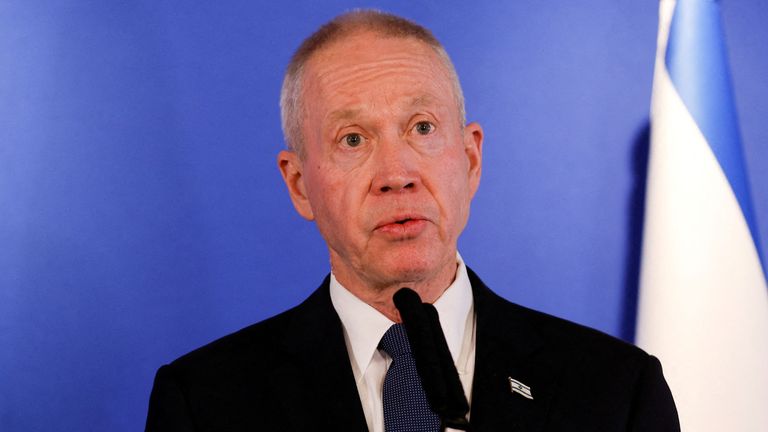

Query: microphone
[[393, 288, 471, 431]]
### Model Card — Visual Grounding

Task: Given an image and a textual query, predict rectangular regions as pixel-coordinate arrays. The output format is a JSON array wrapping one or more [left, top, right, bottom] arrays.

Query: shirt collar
[[329, 253, 474, 375]]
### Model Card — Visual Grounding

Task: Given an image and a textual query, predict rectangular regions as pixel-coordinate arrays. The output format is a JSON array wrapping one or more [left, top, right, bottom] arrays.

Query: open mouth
[[375, 216, 427, 237], [374, 214, 428, 233]]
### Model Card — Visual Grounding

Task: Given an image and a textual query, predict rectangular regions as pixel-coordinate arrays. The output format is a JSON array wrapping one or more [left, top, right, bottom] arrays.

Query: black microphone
[[393, 288, 471, 431]]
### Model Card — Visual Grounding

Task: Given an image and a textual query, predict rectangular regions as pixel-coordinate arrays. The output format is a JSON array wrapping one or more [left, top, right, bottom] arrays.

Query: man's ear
[[277, 150, 315, 221], [463, 122, 483, 199]]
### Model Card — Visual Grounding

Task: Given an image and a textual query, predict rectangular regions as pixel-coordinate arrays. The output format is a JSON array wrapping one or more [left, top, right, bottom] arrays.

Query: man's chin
[[369, 250, 453, 287]]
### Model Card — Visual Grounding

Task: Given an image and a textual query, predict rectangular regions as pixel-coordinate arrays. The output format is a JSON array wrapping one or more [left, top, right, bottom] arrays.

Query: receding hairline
[[285, 10, 444, 79]]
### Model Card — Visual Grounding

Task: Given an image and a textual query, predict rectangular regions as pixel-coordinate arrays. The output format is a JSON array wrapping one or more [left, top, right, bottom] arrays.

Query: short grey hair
[[279, 9, 466, 157]]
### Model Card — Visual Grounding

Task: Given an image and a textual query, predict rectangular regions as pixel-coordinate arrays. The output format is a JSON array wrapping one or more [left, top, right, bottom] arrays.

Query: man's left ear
[[463, 121, 483, 198]]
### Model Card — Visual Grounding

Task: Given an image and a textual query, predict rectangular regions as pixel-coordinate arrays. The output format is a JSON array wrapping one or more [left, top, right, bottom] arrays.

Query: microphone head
[[393, 287, 422, 311]]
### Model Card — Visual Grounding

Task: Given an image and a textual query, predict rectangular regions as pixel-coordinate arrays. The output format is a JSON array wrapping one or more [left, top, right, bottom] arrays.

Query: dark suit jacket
[[146, 268, 679, 431]]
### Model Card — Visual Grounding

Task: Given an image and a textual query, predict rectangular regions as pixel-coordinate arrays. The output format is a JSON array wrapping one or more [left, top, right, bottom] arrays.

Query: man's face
[[279, 31, 482, 290]]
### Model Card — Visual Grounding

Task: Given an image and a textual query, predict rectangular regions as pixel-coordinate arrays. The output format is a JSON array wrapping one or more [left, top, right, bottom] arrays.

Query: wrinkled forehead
[[301, 31, 455, 107], [302, 31, 450, 90]]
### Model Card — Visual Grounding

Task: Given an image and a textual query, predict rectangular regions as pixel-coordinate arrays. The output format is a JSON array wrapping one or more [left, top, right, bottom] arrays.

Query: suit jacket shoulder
[[467, 268, 679, 431], [145, 276, 368, 431]]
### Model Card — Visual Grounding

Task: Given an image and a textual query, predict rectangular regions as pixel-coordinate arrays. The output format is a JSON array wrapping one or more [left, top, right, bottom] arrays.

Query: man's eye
[[414, 121, 434, 135], [343, 133, 364, 147]]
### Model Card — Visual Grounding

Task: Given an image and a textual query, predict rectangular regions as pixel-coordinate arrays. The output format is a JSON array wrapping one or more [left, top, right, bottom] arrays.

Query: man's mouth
[[376, 214, 425, 228], [375, 215, 429, 237]]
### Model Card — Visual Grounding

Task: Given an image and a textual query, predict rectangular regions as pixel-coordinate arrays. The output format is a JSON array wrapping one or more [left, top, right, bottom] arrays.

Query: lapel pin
[[508, 377, 533, 400]]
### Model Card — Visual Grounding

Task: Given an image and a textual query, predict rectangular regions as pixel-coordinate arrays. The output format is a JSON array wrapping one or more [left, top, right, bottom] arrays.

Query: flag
[[636, 0, 768, 430]]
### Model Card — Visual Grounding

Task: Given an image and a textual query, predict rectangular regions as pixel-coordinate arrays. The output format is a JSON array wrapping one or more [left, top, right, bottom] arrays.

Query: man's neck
[[330, 257, 459, 323]]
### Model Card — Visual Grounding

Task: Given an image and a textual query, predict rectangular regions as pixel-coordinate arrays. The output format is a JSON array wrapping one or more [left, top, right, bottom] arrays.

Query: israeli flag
[[636, 1, 768, 430]]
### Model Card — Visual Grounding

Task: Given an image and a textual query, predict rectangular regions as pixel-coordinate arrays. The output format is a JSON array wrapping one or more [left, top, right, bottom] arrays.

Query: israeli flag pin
[[508, 377, 533, 400]]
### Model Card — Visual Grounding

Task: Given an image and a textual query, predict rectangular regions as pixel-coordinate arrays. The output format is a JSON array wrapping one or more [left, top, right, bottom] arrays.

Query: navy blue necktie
[[379, 323, 441, 432]]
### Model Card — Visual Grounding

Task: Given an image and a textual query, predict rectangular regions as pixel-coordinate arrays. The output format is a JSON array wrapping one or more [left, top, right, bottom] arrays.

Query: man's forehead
[[302, 36, 451, 97], [326, 95, 440, 121]]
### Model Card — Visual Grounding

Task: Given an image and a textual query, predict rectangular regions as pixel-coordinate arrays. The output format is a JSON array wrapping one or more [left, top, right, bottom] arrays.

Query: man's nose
[[370, 137, 420, 195]]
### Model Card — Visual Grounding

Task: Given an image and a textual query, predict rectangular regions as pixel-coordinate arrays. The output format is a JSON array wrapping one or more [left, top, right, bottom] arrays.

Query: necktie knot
[[379, 323, 411, 358]]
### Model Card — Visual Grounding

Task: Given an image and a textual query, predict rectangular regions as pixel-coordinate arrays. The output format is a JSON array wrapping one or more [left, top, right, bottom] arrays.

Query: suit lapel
[[272, 277, 368, 431], [468, 269, 559, 432]]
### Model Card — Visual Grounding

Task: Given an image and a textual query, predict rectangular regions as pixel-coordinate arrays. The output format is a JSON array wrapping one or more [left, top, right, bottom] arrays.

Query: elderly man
[[146, 10, 679, 432]]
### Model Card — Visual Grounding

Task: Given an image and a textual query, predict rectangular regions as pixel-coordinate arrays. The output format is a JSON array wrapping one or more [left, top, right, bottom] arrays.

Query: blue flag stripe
[[665, 0, 763, 262]]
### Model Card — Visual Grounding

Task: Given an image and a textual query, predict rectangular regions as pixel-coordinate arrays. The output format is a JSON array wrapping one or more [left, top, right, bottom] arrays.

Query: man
[[146, 10, 679, 431]]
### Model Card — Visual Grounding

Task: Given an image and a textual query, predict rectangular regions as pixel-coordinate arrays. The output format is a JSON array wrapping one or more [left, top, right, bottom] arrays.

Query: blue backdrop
[[2, 1, 766, 430]]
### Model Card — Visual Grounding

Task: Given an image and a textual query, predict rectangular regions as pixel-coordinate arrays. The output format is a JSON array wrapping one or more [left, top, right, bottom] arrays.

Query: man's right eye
[[343, 133, 364, 147]]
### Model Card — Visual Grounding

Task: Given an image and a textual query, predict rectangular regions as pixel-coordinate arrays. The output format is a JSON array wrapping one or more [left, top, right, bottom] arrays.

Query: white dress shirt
[[329, 254, 477, 432]]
